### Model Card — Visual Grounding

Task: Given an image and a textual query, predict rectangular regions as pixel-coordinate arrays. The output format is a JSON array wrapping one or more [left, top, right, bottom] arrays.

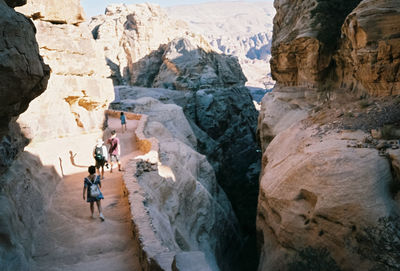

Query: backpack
[[94, 146, 104, 162], [88, 177, 100, 198]]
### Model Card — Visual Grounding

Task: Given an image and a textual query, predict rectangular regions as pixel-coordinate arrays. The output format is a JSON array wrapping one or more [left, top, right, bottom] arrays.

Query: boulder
[[15, 0, 85, 24]]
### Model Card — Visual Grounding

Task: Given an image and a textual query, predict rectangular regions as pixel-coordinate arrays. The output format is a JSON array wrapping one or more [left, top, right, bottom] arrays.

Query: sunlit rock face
[[16, 0, 85, 24], [112, 96, 242, 270], [166, 1, 276, 89], [88, 3, 190, 85], [15, 0, 114, 141], [89, 3, 246, 90], [131, 37, 247, 90], [257, 0, 400, 270], [335, 0, 400, 96], [0, 1, 58, 270]]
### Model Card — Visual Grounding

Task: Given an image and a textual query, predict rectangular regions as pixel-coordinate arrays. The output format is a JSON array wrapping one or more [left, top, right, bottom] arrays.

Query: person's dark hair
[[120, 112, 124, 116], [88, 165, 96, 174], [111, 130, 116, 135]]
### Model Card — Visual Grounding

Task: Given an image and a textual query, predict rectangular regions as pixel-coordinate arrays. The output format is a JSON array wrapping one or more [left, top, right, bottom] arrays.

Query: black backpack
[[94, 146, 104, 162]]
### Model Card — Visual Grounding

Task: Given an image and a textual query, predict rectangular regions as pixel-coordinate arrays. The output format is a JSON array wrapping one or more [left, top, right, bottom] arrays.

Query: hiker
[[120, 112, 127, 132], [83, 166, 105, 221], [107, 130, 121, 172], [93, 138, 108, 179]]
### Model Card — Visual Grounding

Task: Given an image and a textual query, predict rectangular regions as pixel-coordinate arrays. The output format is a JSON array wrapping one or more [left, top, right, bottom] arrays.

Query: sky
[[81, 0, 271, 18]]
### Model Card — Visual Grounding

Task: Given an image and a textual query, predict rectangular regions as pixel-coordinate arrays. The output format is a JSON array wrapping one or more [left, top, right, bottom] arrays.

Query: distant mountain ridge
[[166, 1, 275, 89]]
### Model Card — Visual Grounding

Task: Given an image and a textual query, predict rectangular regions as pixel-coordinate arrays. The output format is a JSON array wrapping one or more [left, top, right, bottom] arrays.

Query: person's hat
[[96, 138, 104, 146]]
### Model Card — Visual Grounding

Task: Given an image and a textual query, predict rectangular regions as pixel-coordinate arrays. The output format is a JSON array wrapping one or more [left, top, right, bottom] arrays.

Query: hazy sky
[[81, 0, 271, 18]]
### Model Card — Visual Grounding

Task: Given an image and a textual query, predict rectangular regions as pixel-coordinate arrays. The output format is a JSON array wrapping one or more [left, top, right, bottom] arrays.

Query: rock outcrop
[[167, 2, 276, 89], [16, 0, 85, 24], [112, 97, 242, 270], [257, 0, 400, 270], [89, 3, 191, 85], [114, 85, 261, 270], [89, 3, 246, 89], [336, 0, 400, 96], [0, 0, 49, 136], [0, 1, 56, 270], [132, 37, 246, 90], [16, 1, 114, 141]]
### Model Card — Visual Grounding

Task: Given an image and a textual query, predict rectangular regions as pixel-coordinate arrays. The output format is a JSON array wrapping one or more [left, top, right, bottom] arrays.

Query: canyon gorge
[[0, 0, 399, 271]]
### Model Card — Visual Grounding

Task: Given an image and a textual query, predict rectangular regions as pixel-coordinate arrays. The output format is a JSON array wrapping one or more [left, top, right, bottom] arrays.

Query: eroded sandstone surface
[[112, 96, 242, 270], [16, 0, 114, 140], [89, 3, 247, 90], [257, 0, 400, 270]]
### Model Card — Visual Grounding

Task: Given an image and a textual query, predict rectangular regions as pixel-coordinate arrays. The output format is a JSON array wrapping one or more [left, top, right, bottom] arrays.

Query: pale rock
[[114, 97, 241, 270], [15, 0, 85, 24], [257, 123, 400, 270], [89, 3, 192, 85], [167, 2, 276, 89], [133, 37, 246, 90], [16, 20, 114, 141]]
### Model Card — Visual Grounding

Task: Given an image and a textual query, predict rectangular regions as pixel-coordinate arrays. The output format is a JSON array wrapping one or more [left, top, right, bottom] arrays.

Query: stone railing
[[111, 109, 213, 271], [117, 111, 174, 270]]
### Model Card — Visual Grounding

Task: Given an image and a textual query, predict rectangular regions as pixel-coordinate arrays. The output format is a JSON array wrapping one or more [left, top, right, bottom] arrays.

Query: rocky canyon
[[1, 0, 400, 270]]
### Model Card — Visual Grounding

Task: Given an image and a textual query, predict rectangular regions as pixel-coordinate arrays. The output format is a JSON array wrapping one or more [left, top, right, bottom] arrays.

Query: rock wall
[[257, 0, 400, 270], [112, 97, 242, 270], [88, 3, 246, 89], [0, 1, 55, 270], [166, 1, 276, 89], [16, 0, 114, 141], [335, 0, 400, 96], [1, 0, 115, 269]]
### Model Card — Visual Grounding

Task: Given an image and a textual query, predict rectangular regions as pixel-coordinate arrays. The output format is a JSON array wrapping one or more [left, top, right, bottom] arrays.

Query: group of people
[[82, 129, 122, 222]]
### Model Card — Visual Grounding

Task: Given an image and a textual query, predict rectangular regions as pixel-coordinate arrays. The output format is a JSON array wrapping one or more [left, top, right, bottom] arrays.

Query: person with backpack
[[107, 130, 121, 173], [93, 138, 108, 179], [83, 166, 105, 221]]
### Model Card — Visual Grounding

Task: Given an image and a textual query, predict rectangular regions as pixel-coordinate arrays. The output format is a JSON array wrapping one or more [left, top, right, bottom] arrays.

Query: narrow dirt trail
[[32, 117, 142, 271]]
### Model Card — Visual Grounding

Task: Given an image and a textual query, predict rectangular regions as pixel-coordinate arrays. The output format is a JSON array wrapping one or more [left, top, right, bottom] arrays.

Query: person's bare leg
[[101, 166, 104, 179], [110, 161, 113, 173], [118, 161, 121, 171], [96, 201, 104, 221], [90, 202, 94, 218]]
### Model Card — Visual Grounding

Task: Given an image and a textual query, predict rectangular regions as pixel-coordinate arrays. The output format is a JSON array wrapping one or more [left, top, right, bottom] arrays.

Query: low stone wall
[[119, 111, 173, 270]]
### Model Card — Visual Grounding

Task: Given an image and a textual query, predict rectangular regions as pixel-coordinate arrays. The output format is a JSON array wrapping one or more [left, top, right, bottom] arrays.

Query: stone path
[[32, 117, 142, 271]]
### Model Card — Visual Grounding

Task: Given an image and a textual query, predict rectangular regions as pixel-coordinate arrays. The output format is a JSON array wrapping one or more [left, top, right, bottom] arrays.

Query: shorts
[[110, 154, 120, 162], [95, 159, 106, 168]]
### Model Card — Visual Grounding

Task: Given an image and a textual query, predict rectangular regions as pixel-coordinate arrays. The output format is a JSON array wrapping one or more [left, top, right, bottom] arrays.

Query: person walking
[[83, 166, 105, 221], [93, 138, 108, 179], [120, 112, 127, 133], [107, 130, 121, 172]]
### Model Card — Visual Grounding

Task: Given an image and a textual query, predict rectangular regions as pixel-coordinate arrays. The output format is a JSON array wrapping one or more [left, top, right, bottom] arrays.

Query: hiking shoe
[[99, 213, 105, 222], [91, 213, 95, 219]]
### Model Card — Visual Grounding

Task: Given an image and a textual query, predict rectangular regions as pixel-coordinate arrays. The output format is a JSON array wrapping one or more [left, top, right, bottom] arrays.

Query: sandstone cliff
[[1, 1, 115, 270], [166, 1, 275, 89], [16, 0, 114, 140], [0, 1, 54, 270], [257, 0, 400, 270], [89, 3, 247, 90]]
